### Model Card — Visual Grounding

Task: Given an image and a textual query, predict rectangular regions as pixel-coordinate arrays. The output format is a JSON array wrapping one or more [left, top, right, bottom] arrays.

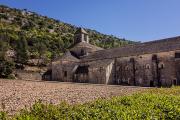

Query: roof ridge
[[70, 41, 103, 50], [52, 51, 80, 62], [87, 36, 180, 55], [83, 36, 180, 61]]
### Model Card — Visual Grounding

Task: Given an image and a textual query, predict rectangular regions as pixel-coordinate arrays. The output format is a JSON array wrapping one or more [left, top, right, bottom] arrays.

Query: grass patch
[[1, 87, 180, 120]]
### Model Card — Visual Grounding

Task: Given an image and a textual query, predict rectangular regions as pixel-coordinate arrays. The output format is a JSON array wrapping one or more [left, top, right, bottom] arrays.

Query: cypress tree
[[15, 35, 29, 65]]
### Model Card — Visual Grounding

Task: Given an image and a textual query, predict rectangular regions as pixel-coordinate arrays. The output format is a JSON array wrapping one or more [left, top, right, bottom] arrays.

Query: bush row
[[1, 89, 180, 120]]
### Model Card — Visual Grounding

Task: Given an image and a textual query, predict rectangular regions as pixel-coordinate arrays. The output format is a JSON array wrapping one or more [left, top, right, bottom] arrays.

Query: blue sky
[[0, 0, 180, 42]]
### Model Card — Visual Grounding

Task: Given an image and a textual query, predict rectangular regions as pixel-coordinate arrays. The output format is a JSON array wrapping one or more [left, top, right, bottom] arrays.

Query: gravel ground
[[0, 79, 147, 114]]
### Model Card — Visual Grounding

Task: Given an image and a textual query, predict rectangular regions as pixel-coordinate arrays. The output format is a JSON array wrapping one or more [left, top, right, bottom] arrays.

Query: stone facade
[[111, 51, 178, 87], [45, 28, 180, 87]]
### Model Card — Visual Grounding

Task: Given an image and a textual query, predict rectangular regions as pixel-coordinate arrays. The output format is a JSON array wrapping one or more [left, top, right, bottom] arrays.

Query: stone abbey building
[[44, 28, 180, 87]]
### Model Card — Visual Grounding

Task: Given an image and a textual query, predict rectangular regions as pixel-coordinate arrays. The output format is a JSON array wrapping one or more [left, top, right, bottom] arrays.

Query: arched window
[[64, 71, 67, 77], [159, 63, 165, 69], [145, 64, 151, 69]]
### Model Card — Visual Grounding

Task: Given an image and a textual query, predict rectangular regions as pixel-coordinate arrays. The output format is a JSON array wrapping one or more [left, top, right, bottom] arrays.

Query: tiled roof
[[83, 36, 180, 61], [87, 59, 114, 68], [52, 51, 80, 62]]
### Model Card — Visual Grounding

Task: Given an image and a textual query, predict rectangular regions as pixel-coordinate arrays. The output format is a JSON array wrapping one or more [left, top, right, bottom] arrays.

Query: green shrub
[[11, 92, 180, 120], [6, 74, 15, 79], [0, 112, 7, 120], [0, 60, 14, 78], [0, 87, 180, 119]]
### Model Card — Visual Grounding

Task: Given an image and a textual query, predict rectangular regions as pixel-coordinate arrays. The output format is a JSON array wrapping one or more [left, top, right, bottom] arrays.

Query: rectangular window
[[175, 53, 180, 58], [64, 71, 67, 77]]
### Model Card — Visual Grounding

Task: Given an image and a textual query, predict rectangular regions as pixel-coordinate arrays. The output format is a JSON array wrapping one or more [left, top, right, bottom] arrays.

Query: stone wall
[[52, 60, 77, 82], [88, 67, 106, 84], [52, 59, 114, 84], [51, 50, 180, 87], [111, 50, 179, 87], [15, 70, 42, 80]]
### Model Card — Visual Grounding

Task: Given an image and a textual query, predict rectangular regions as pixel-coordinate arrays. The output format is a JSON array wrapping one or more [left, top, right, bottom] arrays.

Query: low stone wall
[[15, 70, 42, 80]]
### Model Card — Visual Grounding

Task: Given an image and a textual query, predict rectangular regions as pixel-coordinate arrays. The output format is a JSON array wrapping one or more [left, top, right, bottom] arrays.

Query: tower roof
[[75, 28, 88, 34]]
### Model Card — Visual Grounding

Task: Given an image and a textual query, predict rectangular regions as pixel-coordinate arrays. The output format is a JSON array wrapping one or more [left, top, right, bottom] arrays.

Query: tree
[[0, 41, 8, 60], [0, 40, 14, 78], [34, 36, 47, 67], [0, 60, 14, 78], [15, 35, 29, 65]]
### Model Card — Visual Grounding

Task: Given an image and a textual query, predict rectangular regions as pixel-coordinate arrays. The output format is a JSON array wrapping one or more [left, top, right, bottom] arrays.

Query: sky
[[0, 0, 180, 42]]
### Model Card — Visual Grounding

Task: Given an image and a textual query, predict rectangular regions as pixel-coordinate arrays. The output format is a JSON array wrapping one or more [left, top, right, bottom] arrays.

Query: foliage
[[0, 41, 8, 60], [0, 40, 14, 78], [145, 86, 180, 96], [1, 87, 180, 120], [15, 35, 29, 64], [0, 112, 7, 120], [0, 60, 14, 78]]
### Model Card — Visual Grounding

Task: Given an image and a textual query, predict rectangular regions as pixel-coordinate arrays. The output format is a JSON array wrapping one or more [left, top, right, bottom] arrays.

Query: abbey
[[44, 28, 180, 87]]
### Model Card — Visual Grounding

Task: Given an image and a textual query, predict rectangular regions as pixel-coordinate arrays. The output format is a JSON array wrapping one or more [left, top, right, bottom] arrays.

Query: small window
[[152, 54, 157, 61], [175, 53, 180, 58], [130, 58, 135, 63], [159, 63, 164, 69], [173, 79, 177, 85], [80, 49, 86, 56], [64, 71, 67, 77], [81, 49, 84, 55], [145, 64, 151, 69]]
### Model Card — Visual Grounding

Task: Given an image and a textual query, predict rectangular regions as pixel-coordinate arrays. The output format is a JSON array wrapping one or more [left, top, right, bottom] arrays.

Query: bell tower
[[74, 28, 89, 44]]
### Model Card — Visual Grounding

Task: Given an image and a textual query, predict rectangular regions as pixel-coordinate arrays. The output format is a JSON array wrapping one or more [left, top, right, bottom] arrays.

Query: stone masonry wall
[[51, 50, 180, 87], [111, 50, 178, 87]]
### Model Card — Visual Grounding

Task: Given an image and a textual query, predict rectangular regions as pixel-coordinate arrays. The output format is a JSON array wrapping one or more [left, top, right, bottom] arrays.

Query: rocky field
[[0, 79, 146, 114]]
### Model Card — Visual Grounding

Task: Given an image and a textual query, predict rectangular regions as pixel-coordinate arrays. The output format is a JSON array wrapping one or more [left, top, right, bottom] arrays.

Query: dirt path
[[0, 79, 147, 114]]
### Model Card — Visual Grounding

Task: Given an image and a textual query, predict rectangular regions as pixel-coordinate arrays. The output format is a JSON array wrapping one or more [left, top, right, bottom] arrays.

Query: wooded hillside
[[0, 5, 135, 78]]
